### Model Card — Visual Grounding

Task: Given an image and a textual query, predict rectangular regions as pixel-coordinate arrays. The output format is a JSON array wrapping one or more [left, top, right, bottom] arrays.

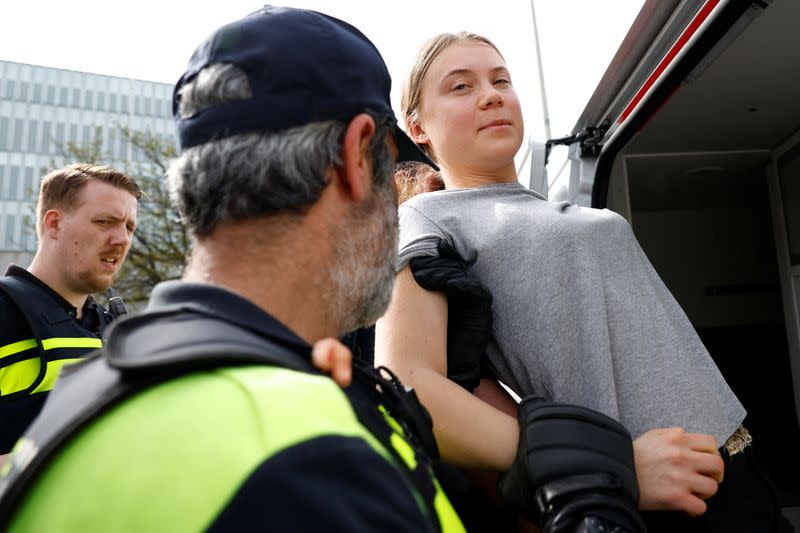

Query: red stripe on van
[[616, 0, 722, 124]]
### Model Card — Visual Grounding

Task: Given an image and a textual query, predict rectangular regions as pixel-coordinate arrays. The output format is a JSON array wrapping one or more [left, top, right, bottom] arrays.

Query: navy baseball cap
[[173, 5, 437, 170]]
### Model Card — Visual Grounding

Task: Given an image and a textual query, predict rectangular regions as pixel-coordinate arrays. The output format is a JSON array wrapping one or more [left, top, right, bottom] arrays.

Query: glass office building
[[0, 60, 174, 269]]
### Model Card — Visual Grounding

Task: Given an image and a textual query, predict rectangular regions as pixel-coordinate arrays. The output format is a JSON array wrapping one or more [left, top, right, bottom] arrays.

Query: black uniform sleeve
[[0, 293, 44, 453], [0, 292, 34, 350], [206, 435, 436, 533]]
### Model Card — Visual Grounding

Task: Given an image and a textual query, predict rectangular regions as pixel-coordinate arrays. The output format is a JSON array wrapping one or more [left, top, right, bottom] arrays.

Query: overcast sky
[[1, 1, 643, 152]]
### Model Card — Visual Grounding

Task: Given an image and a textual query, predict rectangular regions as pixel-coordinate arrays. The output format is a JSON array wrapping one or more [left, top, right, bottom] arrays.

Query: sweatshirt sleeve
[[397, 204, 448, 271]]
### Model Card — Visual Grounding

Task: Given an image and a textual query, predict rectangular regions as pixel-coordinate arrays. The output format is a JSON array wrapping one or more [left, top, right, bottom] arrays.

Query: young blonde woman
[[376, 32, 789, 533]]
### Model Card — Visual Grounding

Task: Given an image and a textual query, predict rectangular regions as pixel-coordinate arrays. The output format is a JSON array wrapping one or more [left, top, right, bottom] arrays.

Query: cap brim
[[393, 125, 439, 171]]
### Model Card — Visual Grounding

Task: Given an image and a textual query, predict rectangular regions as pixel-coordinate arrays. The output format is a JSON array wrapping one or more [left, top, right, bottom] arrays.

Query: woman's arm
[[376, 269, 724, 515], [375, 266, 518, 471], [470, 379, 724, 515]]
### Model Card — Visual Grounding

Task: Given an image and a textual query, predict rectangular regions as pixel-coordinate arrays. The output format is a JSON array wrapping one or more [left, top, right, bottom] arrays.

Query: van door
[[768, 130, 800, 426]]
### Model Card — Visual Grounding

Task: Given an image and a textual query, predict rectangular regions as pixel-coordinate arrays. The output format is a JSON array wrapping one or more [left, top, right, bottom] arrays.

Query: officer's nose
[[110, 224, 132, 249]]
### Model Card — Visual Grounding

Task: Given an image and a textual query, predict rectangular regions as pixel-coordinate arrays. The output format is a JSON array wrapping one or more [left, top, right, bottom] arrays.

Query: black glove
[[409, 241, 492, 392], [498, 398, 645, 533]]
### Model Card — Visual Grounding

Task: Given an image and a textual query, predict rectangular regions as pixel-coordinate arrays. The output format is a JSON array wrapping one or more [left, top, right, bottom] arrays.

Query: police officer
[[0, 7, 642, 533], [0, 163, 139, 455], [0, 8, 466, 532]]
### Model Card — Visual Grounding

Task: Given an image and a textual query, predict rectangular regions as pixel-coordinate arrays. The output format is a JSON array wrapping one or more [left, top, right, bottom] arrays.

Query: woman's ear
[[406, 116, 429, 145], [339, 113, 377, 202]]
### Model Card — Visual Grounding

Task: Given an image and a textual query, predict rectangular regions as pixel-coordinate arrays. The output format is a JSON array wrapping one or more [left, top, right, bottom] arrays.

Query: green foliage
[[58, 125, 189, 308]]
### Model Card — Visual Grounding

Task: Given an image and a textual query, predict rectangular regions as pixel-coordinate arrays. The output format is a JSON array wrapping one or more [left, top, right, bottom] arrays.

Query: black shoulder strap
[[0, 276, 78, 339], [102, 305, 315, 377], [0, 277, 50, 394], [0, 308, 316, 524]]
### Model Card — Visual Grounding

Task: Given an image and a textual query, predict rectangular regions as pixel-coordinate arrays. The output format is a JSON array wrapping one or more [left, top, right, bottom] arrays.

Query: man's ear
[[339, 113, 377, 202], [41, 209, 63, 240]]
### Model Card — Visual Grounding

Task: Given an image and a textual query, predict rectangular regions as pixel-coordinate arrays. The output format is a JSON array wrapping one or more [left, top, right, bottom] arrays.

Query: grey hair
[[167, 63, 393, 237]]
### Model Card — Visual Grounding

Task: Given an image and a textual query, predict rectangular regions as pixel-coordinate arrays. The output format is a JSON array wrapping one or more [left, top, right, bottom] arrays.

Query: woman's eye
[[451, 83, 468, 91], [494, 78, 511, 85]]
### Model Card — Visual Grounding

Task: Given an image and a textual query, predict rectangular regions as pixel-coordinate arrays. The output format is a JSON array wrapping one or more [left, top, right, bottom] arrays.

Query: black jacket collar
[[5, 264, 104, 330], [146, 281, 311, 356]]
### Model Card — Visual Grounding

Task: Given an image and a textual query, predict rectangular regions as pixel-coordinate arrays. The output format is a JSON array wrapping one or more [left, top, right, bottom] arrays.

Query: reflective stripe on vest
[[0, 337, 102, 396], [378, 405, 466, 533]]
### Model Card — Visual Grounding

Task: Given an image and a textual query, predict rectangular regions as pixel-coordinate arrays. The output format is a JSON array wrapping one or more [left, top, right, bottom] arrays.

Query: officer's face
[[56, 179, 138, 295]]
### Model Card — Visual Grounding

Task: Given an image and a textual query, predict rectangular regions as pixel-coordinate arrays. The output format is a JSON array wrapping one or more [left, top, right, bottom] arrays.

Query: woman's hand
[[634, 427, 724, 515]]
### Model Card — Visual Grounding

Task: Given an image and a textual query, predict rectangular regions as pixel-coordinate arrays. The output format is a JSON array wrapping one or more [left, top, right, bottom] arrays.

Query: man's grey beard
[[329, 180, 398, 334]]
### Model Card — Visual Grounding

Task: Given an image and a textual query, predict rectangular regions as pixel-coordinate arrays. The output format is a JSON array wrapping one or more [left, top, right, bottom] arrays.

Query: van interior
[[603, 0, 800, 520]]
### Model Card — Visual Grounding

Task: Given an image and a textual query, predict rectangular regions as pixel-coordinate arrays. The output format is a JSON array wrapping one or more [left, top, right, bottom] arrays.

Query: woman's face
[[412, 40, 524, 174]]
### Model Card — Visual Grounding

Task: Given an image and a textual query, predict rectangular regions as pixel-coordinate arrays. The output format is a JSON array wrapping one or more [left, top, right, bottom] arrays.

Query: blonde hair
[[36, 163, 141, 238], [400, 32, 503, 160]]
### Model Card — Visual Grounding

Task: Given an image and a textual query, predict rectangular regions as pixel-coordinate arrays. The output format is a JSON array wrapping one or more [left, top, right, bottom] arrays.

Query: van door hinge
[[545, 125, 609, 164]]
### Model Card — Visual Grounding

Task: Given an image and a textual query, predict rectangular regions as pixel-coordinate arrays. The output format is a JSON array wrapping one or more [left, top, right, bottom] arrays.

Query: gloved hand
[[498, 398, 645, 533], [409, 241, 492, 392]]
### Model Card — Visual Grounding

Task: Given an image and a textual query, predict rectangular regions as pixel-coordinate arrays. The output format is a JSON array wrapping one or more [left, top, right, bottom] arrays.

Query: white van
[[540, 0, 800, 525]]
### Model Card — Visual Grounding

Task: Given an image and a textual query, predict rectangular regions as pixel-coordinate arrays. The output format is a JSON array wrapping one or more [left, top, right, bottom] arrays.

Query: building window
[[96, 126, 104, 147], [106, 128, 114, 160], [0, 166, 5, 199], [5, 214, 17, 249], [40, 121, 52, 154], [59, 87, 68, 106], [12, 118, 24, 152], [144, 97, 152, 116], [82, 124, 91, 146], [32, 83, 42, 103], [23, 167, 35, 201], [69, 124, 78, 148], [109, 93, 117, 113], [46, 85, 55, 104], [0, 117, 9, 150], [97, 92, 105, 111], [4, 80, 15, 99], [55, 123, 66, 152], [19, 82, 29, 102], [121, 94, 129, 113], [84, 89, 93, 109], [26, 120, 38, 152], [118, 135, 129, 161], [9, 166, 19, 200], [134, 96, 142, 115], [72, 88, 81, 107]]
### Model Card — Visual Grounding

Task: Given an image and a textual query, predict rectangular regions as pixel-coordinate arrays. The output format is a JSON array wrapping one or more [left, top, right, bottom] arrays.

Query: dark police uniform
[[0, 282, 465, 532], [0, 265, 110, 453]]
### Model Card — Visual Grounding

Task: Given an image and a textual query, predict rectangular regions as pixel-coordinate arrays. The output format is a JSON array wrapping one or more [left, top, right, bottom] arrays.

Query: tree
[[58, 125, 190, 308]]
